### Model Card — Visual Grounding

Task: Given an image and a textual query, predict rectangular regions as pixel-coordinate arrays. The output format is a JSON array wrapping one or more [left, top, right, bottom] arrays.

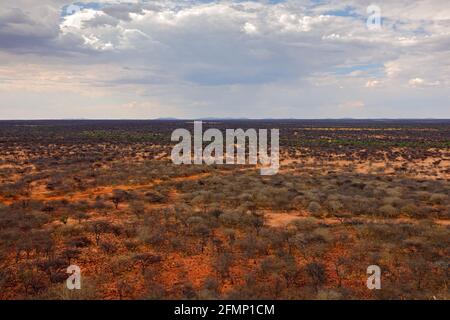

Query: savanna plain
[[0, 120, 448, 300]]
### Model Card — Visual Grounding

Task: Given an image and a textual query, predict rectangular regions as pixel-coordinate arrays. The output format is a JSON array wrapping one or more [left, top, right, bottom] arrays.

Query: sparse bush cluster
[[0, 120, 448, 300]]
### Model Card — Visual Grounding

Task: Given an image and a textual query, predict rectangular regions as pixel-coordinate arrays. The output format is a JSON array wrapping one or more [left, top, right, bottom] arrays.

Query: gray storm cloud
[[0, 0, 449, 119]]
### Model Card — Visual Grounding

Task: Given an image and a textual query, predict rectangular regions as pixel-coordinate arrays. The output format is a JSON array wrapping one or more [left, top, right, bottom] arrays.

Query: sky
[[0, 0, 449, 119]]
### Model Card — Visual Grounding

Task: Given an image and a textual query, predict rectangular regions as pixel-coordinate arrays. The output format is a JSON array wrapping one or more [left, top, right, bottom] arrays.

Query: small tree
[[133, 253, 163, 275], [117, 279, 134, 300], [223, 229, 236, 248], [333, 257, 348, 287], [214, 251, 233, 283], [100, 241, 118, 254], [89, 220, 112, 245], [62, 248, 81, 265], [305, 262, 327, 292], [250, 213, 264, 235], [111, 189, 129, 209], [192, 223, 212, 253]]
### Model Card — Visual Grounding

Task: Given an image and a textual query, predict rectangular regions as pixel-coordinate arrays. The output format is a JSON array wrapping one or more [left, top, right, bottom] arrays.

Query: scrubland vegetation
[[0, 120, 448, 300]]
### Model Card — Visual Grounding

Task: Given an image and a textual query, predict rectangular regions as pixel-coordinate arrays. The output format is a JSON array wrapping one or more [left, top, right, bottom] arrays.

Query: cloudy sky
[[0, 0, 449, 119]]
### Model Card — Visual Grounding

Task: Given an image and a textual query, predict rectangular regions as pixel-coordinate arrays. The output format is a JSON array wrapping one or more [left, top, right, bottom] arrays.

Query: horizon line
[[0, 118, 450, 121]]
